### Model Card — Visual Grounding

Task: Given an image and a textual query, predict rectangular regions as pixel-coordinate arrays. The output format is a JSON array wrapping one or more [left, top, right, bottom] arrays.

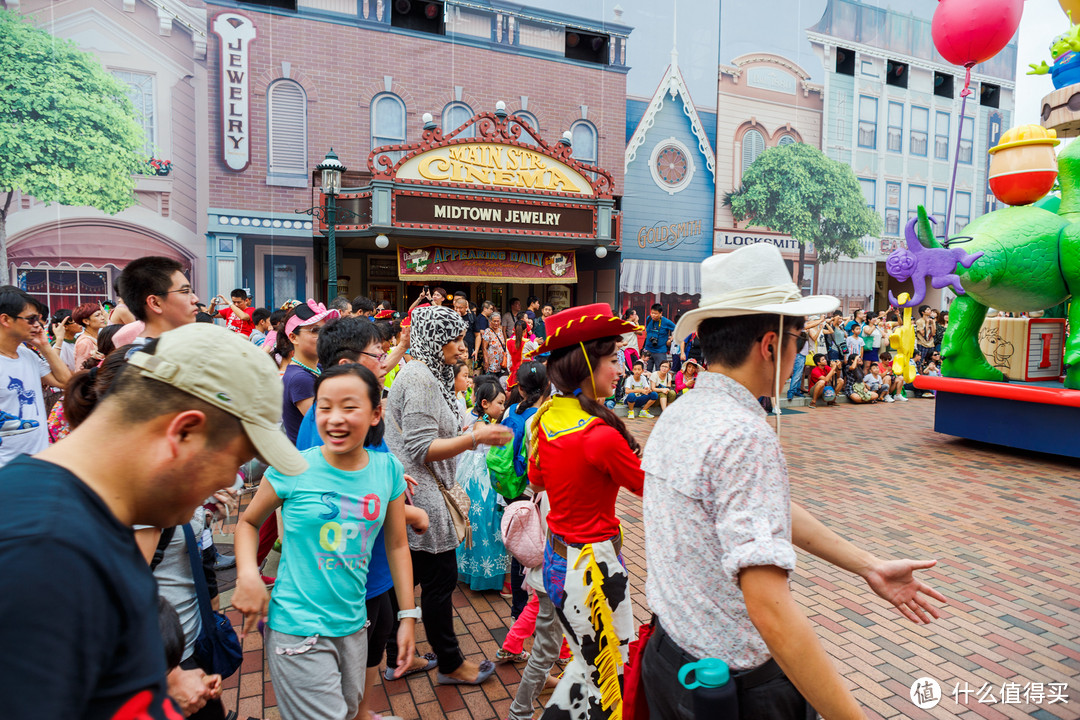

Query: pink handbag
[[501, 496, 545, 569]]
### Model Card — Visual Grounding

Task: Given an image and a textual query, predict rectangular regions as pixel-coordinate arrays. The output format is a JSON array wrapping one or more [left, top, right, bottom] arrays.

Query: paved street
[[218, 399, 1079, 719]]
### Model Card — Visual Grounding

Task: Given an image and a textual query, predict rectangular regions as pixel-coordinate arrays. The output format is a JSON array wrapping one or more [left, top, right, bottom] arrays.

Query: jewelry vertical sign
[[212, 13, 257, 172]]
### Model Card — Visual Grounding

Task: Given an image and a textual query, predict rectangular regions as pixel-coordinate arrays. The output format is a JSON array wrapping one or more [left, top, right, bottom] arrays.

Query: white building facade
[[806, 0, 1016, 311]]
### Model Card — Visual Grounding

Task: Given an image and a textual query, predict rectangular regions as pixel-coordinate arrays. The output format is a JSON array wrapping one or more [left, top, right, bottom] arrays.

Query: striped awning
[[620, 259, 701, 295], [817, 259, 876, 298]]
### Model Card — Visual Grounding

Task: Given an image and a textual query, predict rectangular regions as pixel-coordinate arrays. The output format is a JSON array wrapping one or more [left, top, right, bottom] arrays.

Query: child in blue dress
[[456, 375, 511, 591], [233, 364, 417, 720]]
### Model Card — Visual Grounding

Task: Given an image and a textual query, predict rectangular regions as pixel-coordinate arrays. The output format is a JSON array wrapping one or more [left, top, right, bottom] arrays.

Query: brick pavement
[[217, 399, 1079, 719]]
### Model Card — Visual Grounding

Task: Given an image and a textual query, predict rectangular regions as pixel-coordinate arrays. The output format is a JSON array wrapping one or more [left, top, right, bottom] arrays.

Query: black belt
[[652, 617, 784, 691]]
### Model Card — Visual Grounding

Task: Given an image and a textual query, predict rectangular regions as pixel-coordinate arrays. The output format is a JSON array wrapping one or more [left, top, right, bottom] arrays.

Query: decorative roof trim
[[805, 32, 1016, 91], [721, 53, 824, 98], [625, 62, 715, 181]]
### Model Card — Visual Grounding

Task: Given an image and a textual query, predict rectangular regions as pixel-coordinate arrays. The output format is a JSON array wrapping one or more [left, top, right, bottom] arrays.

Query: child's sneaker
[[495, 648, 530, 663], [896, 393, 908, 402], [883, 394, 894, 403], [626, 409, 634, 419], [639, 409, 654, 419]]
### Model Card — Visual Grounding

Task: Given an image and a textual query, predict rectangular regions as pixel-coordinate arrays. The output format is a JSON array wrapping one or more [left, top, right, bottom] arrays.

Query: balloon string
[[944, 63, 974, 239]]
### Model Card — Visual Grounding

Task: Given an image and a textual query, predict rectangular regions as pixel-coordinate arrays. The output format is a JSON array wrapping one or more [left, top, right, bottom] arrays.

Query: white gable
[[625, 59, 715, 181]]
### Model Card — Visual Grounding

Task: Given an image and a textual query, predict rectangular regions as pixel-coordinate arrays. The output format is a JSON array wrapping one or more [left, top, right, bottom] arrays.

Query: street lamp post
[[316, 149, 346, 300]]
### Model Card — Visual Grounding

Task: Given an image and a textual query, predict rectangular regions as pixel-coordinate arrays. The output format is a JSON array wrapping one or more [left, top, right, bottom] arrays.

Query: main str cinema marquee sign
[[397, 143, 595, 196], [212, 13, 256, 171]]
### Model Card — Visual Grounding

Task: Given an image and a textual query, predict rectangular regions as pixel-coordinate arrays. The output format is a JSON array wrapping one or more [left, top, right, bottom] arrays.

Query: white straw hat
[[673, 244, 840, 342]]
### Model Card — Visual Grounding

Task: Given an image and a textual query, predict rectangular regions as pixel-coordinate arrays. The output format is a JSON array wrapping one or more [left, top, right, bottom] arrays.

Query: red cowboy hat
[[528, 303, 641, 357]]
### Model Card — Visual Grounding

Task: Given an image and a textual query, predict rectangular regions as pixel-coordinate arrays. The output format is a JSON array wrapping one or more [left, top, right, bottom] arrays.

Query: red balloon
[[932, 0, 1023, 67]]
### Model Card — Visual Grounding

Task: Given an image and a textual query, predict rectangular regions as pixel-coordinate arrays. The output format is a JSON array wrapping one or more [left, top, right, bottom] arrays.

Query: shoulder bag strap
[[149, 526, 177, 572], [180, 523, 216, 630]]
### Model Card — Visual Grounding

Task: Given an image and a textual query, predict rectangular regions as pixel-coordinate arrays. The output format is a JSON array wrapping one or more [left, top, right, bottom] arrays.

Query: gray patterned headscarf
[[409, 305, 468, 416]]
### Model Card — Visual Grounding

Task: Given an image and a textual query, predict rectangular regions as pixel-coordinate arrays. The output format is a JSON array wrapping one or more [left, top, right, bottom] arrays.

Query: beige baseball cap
[[127, 323, 308, 476]]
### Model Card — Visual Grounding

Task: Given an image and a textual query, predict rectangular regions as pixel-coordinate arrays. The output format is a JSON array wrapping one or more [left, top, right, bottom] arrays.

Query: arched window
[[777, 133, 797, 147], [371, 93, 405, 149], [513, 111, 539, 144], [442, 102, 474, 137], [267, 79, 308, 183], [741, 128, 765, 178], [571, 120, 597, 165]]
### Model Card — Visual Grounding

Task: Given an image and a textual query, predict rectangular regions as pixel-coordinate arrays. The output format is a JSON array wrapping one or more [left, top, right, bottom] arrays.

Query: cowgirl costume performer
[[526, 303, 645, 720]]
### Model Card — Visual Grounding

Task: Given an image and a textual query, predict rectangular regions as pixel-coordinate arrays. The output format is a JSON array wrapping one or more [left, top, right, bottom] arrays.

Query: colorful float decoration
[[1027, 15, 1080, 89], [987, 125, 1060, 206], [883, 0, 1080, 459]]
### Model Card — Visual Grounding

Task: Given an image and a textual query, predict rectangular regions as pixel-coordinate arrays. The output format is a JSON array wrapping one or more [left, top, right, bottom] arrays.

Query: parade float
[[884, 0, 1079, 458]]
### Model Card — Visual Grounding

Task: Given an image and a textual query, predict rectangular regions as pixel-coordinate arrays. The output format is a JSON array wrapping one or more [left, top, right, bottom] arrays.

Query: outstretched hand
[[863, 558, 947, 624]]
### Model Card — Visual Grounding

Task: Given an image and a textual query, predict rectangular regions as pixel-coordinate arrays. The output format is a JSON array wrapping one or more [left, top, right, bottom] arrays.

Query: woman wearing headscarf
[[384, 305, 512, 685], [527, 303, 645, 720]]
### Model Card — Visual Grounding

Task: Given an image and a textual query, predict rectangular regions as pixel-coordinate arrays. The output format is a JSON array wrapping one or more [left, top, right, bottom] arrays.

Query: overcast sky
[[1015, 0, 1066, 126]]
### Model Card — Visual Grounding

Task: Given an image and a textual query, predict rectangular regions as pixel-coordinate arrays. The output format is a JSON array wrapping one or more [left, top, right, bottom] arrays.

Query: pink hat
[[285, 299, 340, 336]]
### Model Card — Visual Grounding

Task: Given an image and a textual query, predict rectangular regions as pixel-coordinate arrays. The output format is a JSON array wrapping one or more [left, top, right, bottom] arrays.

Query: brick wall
[[206, 9, 627, 211]]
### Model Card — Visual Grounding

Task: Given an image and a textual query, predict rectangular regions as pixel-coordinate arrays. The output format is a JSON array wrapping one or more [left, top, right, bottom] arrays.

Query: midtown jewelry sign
[[394, 193, 595, 237]]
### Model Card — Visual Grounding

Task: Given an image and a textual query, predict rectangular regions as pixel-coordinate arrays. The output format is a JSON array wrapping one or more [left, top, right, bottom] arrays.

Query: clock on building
[[649, 137, 695, 194]]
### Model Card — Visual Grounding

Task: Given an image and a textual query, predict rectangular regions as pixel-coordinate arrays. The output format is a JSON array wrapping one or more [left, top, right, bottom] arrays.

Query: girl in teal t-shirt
[[234, 364, 417, 720]]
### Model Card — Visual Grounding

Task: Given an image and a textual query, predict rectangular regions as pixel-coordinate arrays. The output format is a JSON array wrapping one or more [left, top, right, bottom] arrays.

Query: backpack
[[500, 495, 545, 569], [486, 404, 538, 500]]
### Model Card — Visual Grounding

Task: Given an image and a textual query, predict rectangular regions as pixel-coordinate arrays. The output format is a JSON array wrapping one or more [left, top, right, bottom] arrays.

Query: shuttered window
[[778, 134, 796, 147], [268, 80, 307, 177], [741, 129, 765, 178], [571, 121, 597, 165]]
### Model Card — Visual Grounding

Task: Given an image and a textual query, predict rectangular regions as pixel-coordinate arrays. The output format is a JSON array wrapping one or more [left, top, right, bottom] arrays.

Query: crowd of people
[[0, 248, 952, 720]]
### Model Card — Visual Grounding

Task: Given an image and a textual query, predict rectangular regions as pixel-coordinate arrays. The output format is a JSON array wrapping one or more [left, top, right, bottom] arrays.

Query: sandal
[[383, 652, 437, 681], [436, 659, 496, 685]]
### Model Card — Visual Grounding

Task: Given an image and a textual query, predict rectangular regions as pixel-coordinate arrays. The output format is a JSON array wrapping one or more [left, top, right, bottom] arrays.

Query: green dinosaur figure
[[913, 139, 1080, 389]]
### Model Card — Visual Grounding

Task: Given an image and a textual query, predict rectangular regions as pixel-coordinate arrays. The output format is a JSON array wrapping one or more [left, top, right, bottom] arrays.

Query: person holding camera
[[643, 303, 675, 372], [808, 353, 844, 408]]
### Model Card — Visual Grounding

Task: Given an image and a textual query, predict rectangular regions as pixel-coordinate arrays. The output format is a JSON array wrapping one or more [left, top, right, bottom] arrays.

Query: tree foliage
[[0, 8, 145, 262], [724, 142, 883, 264]]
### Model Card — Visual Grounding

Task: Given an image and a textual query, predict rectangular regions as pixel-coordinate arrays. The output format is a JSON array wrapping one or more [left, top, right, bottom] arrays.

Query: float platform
[[914, 376, 1080, 459]]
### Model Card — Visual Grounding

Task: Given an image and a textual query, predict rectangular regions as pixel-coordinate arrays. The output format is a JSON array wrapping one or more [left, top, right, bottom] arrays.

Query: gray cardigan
[[384, 360, 462, 554]]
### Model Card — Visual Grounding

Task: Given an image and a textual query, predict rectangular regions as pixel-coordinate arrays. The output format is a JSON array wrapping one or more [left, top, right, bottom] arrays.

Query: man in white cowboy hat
[[639, 244, 946, 719]]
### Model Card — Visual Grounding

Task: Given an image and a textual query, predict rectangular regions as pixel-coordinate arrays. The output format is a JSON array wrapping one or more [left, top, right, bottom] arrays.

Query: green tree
[[724, 142, 882, 285], [0, 9, 145, 272]]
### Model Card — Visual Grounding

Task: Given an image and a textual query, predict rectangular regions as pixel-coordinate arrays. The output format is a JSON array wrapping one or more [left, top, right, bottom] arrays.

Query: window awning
[[620, 259, 701, 295], [817, 259, 876, 298]]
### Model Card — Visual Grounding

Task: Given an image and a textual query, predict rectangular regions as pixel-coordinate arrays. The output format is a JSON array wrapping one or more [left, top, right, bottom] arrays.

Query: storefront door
[[264, 255, 306, 309]]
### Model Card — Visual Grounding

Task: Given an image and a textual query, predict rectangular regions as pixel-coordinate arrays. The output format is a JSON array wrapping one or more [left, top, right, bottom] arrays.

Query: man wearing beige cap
[[0, 324, 306, 719]]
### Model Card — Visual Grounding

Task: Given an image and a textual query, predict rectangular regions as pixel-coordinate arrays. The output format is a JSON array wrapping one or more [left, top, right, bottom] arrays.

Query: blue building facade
[[620, 56, 716, 320]]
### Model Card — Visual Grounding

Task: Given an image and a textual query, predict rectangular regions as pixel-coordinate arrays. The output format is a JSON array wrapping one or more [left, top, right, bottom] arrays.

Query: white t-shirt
[[626, 375, 651, 393], [0, 346, 51, 467], [650, 371, 673, 389]]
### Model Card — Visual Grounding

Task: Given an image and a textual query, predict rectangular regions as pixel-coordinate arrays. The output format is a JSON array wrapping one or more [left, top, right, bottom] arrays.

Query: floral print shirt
[[642, 371, 796, 670]]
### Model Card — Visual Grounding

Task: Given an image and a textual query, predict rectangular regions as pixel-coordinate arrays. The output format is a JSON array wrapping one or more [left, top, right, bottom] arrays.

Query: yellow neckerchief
[[539, 395, 599, 441]]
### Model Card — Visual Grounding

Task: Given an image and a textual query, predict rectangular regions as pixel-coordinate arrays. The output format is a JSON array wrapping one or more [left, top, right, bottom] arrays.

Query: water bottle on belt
[[679, 658, 738, 719]]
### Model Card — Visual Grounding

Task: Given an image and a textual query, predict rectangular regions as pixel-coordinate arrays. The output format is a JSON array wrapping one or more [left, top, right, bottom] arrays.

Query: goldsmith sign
[[396, 143, 594, 195], [212, 13, 257, 172]]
